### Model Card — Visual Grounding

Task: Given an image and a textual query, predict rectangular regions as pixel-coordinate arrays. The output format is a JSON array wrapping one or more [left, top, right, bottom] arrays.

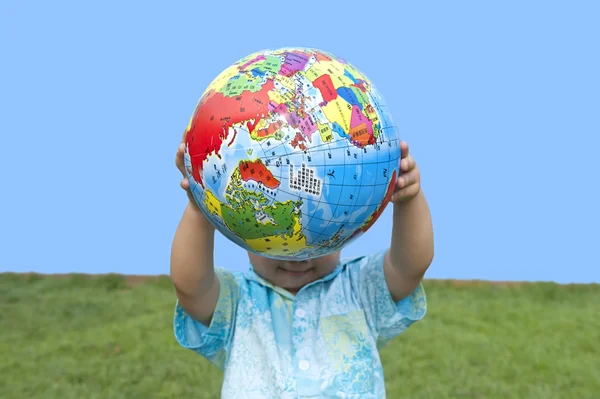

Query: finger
[[397, 169, 419, 189], [180, 177, 190, 190], [400, 155, 415, 172], [175, 143, 186, 173], [391, 182, 421, 203], [177, 142, 186, 158], [400, 141, 409, 160]]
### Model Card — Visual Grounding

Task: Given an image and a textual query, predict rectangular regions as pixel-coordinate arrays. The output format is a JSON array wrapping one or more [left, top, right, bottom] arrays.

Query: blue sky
[[1, 1, 598, 283]]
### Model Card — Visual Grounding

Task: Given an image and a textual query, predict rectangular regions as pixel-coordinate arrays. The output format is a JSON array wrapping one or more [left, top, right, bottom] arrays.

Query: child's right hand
[[175, 142, 199, 210]]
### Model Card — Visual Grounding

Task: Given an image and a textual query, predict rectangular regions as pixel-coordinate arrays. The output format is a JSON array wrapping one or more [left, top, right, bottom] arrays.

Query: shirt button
[[298, 360, 310, 371], [295, 309, 306, 318]]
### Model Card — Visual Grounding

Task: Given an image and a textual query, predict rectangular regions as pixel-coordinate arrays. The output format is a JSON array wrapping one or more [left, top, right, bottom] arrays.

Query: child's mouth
[[281, 268, 312, 277]]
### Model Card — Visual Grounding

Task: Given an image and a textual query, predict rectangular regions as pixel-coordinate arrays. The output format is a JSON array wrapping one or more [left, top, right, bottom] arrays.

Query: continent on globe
[[182, 47, 401, 260], [239, 159, 280, 190]]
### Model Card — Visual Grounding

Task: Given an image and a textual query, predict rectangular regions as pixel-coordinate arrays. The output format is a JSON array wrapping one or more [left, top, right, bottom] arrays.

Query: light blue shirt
[[173, 250, 427, 398]]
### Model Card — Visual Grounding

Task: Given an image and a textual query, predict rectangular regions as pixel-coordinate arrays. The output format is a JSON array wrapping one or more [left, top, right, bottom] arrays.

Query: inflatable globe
[[183, 47, 400, 260]]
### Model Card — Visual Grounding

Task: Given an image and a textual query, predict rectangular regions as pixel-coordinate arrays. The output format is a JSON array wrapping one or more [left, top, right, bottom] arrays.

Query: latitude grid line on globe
[[255, 186, 391, 209], [254, 152, 401, 168], [232, 127, 399, 161]]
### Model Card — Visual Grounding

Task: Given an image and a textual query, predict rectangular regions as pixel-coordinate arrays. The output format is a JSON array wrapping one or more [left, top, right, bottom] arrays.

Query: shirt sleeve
[[348, 250, 427, 348], [173, 267, 241, 370]]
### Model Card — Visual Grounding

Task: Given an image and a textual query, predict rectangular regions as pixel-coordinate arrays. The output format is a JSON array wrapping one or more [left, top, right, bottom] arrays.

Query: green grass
[[1, 273, 599, 398]]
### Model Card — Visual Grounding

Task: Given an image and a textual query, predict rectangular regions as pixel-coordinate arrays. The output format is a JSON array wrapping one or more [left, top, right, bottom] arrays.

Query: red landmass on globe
[[313, 74, 337, 102], [290, 131, 308, 151], [185, 80, 275, 187], [239, 159, 280, 190]]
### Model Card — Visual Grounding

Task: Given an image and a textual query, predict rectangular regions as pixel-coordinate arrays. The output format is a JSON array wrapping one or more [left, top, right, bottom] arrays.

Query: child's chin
[[279, 272, 314, 290], [284, 270, 310, 278]]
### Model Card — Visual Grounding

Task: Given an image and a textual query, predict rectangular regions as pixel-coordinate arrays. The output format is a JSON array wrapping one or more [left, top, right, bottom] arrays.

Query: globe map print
[[183, 47, 401, 260]]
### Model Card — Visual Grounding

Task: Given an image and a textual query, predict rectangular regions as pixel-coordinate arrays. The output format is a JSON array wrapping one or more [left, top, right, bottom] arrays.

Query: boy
[[171, 139, 434, 398]]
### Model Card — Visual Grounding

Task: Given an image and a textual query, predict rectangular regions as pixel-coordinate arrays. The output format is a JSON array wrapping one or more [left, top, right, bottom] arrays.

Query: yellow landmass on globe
[[321, 97, 353, 133], [302, 65, 324, 82], [364, 103, 380, 125], [245, 216, 309, 256], [185, 115, 193, 135], [318, 122, 334, 142], [254, 118, 269, 131], [203, 189, 223, 218], [273, 74, 295, 91], [305, 60, 356, 89], [267, 90, 286, 105], [304, 60, 342, 81]]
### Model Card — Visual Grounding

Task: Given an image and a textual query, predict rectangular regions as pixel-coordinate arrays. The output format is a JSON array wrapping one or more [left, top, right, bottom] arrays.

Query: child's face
[[248, 251, 341, 294]]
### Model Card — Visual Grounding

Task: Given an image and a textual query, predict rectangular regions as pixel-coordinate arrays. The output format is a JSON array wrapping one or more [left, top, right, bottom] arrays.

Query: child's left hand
[[390, 141, 421, 203]]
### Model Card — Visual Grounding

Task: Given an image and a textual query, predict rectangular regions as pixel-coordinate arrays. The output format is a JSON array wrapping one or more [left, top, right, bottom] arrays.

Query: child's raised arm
[[384, 141, 435, 302], [170, 142, 219, 326]]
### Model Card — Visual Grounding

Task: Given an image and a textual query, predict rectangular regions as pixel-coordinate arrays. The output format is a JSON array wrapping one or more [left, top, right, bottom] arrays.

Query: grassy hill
[[1, 273, 598, 399]]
